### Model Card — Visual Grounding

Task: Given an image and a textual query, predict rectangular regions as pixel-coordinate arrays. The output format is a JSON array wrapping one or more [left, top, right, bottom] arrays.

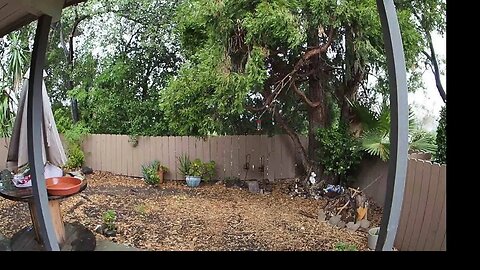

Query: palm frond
[[361, 129, 390, 161]]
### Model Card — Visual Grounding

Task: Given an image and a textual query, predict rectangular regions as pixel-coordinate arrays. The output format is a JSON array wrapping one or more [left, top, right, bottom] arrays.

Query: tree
[[435, 105, 446, 163], [397, 0, 446, 103], [163, 0, 439, 182]]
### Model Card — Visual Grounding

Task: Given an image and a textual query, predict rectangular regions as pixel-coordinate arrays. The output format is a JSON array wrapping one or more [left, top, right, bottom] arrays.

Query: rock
[[247, 181, 260, 194], [328, 215, 341, 226], [95, 224, 105, 234], [104, 229, 117, 237], [81, 166, 94, 175], [318, 209, 326, 221], [359, 219, 371, 229], [337, 221, 346, 229], [346, 222, 360, 232]]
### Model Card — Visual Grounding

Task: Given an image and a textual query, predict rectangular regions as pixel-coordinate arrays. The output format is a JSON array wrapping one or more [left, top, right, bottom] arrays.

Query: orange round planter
[[46, 177, 82, 196]]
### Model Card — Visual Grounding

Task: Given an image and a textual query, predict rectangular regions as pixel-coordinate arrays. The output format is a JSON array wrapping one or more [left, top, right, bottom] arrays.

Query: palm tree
[[350, 100, 436, 161]]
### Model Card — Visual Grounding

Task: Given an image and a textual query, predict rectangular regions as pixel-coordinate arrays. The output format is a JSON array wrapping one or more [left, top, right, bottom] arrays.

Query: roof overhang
[[0, 0, 86, 37]]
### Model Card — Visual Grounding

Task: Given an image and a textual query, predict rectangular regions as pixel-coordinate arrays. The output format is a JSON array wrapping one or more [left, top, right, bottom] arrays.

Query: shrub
[[65, 144, 85, 169], [102, 210, 116, 231], [142, 160, 161, 185], [316, 123, 362, 184], [435, 105, 446, 164]]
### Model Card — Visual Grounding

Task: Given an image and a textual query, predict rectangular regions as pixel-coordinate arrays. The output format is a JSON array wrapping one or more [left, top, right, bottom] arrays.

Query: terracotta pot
[[157, 170, 165, 184]]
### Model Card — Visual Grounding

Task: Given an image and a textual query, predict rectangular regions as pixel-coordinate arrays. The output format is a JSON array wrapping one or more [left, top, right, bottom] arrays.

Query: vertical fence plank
[[175, 136, 184, 180], [424, 165, 446, 250], [395, 159, 417, 249], [407, 161, 432, 250], [265, 135, 274, 182], [416, 163, 441, 250], [165, 137, 170, 179], [168, 137, 176, 180], [218, 137, 226, 180], [433, 200, 447, 250], [401, 159, 425, 250], [237, 136, 247, 180], [224, 136, 233, 179]]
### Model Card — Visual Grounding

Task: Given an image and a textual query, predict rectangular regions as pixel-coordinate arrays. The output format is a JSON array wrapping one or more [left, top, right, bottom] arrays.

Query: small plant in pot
[[186, 158, 203, 187], [157, 164, 168, 184]]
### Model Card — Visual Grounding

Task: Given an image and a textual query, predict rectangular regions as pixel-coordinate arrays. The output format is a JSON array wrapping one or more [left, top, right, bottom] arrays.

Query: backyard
[[0, 171, 381, 251]]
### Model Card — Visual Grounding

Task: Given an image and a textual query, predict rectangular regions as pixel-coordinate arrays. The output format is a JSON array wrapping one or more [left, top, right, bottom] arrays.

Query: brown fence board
[[224, 136, 233, 179], [433, 200, 447, 250], [407, 161, 432, 250], [231, 136, 240, 179], [168, 137, 177, 180], [424, 165, 446, 251], [416, 163, 441, 250], [401, 159, 425, 250], [395, 159, 417, 249]]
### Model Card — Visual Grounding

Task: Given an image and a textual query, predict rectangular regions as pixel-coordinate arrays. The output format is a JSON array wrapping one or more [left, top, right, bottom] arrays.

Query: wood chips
[[0, 171, 383, 251]]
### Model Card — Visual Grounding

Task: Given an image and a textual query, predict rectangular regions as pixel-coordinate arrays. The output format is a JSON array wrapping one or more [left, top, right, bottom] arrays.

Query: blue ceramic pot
[[186, 176, 201, 187]]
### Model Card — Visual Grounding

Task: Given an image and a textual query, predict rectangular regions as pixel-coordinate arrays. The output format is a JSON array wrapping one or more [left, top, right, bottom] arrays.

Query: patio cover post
[[375, 0, 409, 251], [27, 15, 60, 251]]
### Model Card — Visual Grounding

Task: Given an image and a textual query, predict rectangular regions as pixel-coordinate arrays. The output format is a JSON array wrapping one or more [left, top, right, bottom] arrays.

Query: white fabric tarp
[[6, 70, 67, 172]]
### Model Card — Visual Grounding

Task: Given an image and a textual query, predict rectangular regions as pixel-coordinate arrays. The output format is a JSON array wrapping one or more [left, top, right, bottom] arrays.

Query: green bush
[[435, 105, 446, 164], [142, 160, 161, 185], [65, 144, 85, 169], [316, 123, 362, 183], [63, 123, 89, 170], [202, 160, 216, 181], [177, 154, 216, 180]]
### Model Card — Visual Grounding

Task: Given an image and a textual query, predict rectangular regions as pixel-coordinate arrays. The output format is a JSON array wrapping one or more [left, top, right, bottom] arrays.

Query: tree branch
[[273, 107, 311, 171], [291, 82, 320, 108]]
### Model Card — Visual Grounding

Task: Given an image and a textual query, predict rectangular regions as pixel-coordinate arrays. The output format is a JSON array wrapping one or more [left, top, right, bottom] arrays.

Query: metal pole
[[27, 15, 60, 251], [375, 0, 409, 251]]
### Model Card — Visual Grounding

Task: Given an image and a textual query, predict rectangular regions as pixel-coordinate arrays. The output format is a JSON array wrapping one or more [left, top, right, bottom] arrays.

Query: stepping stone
[[318, 209, 326, 221], [346, 222, 360, 232], [337, 221, 346, 229], [247, 181, 260, 193], [328, 215, 341, 226], [359, 219, 371, 229]]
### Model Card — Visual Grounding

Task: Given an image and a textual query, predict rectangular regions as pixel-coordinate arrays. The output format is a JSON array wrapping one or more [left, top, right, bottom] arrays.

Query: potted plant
[[186, 158, 203, 187]]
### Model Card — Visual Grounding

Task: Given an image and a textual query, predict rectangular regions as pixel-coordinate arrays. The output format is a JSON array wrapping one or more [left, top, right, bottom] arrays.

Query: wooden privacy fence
[[394, 158, 446, 251], [81, 134, 306, 181]]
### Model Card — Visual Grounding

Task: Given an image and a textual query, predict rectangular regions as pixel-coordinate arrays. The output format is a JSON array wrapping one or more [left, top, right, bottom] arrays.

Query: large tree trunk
[[306, 26, 329, 163]]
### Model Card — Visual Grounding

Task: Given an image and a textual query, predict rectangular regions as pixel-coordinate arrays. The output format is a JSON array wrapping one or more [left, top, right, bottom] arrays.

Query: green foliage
[[316, 123, 362, 183], [177, 154, 192, 177], [61, 122, 89, 169], [435, 105, 446, 164], [102, 209, 117, 231], [190, 159, 204, 177], [202, 161, 216, 181], [141, 160, 161, 185], [409, 129, 437, 154], [65, 144, 85, 169], [177, 154, 216, 179], [354, 101, 436, 161], [334, 242, 358, 251]]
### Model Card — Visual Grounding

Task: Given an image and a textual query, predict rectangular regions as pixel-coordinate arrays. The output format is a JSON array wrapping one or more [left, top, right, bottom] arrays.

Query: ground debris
[[0, 171, 382, 251]]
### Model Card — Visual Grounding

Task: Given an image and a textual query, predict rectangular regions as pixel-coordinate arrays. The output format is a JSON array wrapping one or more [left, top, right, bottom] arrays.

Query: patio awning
[[0, 0, 86, 37]]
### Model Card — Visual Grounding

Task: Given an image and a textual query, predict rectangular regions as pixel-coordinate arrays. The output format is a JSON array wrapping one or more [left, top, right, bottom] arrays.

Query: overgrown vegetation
[[435, 105, 446, 163], [316, 123, 362, 184], [141, 160, 161, 186]]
